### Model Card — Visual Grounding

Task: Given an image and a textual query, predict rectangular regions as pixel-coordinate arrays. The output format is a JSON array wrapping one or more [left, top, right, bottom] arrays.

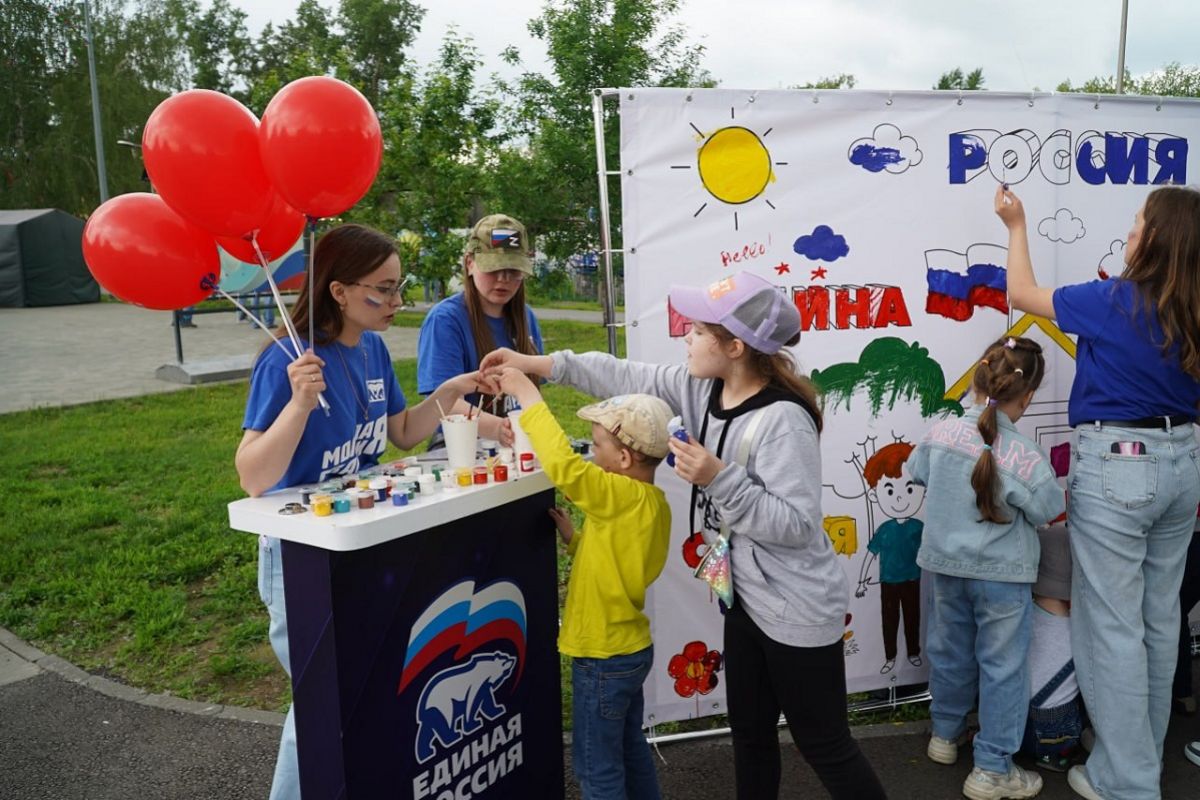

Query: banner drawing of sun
[[673, 111, 787, 231]]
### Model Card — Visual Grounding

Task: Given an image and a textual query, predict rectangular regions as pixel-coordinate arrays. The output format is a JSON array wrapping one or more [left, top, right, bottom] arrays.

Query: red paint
[[719, 240, 768, 268], [520, 452, 535, 473]]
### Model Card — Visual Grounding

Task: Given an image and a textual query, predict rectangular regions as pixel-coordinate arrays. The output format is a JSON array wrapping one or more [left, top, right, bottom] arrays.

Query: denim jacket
[[908, 406, 1065, 583]]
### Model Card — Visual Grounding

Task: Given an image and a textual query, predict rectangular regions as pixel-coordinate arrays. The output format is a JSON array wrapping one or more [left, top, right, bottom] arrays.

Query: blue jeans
[[259, 536, 299, 800], [927, 573, 1032, 774], [571, 646, 660, 800], [1068, 423, 1200, 800]]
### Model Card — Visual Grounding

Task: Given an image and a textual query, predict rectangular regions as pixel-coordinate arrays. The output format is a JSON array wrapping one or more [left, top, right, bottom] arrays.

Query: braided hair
[[970, 336, 1046, 523]]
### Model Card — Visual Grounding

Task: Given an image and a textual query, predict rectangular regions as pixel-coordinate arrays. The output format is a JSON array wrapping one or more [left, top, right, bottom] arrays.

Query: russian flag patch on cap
[[491, 229, 521, 250]]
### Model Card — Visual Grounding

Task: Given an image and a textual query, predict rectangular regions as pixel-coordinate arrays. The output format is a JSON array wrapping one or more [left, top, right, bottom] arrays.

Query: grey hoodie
[[551, 350, 847, 648]]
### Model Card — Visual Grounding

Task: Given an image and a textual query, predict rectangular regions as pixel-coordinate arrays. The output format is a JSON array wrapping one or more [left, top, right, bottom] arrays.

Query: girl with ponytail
[[907, 335, 1064, 800]]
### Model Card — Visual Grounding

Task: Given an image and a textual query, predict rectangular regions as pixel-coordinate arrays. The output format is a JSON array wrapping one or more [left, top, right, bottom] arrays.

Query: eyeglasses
[[485, 269, 526, 283], [348, 275, 413, 299]]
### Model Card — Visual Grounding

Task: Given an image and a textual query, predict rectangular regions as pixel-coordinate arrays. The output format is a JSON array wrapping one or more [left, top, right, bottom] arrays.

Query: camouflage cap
[[464, 214, 533, 274], [577, 394, 673, 459]]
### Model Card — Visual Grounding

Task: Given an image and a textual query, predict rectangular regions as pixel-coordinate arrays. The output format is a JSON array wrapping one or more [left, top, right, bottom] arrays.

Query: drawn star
[[774, 262, 790, 275], [810, 265, 828, 280]]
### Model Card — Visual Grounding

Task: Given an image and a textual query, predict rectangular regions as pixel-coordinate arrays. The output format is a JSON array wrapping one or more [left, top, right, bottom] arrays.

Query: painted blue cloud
[[793, 225, 850, 262], [849, 143, 904, 173]]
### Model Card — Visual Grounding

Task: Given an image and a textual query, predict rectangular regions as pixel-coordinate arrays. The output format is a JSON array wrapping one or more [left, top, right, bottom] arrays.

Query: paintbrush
[[434, 398, 449, 421]]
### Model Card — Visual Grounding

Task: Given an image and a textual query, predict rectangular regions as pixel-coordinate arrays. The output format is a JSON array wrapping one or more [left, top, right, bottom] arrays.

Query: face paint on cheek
[[364, 294, 383, 308]]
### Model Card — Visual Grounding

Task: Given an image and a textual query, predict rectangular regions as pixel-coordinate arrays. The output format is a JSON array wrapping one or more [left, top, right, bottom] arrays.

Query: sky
[[238, 0, 1199, 93]]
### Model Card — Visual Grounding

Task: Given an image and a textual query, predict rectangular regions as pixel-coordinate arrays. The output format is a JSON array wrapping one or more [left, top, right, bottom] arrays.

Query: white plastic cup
[[508, 409, 534, 460], [442, 414, 480, 470]]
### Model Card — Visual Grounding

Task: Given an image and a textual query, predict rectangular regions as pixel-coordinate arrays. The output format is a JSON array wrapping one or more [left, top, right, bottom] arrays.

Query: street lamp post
[[82, 0, 109, 202], [1116, 0, 1130, 94]]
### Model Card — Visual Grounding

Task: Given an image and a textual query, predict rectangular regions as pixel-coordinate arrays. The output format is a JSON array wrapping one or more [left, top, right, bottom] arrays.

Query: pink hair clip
[[1004, 337, 1017, 349]]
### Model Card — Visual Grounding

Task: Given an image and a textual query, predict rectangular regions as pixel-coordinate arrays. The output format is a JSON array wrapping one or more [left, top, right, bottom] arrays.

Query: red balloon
[[216, 191, 306, 264], [142, 89, 274, 237], [82, 193, 219, 311], [259, 76, 382, 218]]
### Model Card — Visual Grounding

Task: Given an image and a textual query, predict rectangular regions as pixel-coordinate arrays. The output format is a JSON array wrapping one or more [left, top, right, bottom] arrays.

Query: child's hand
[[549, 507, 574, 545], [994, 185, 1026, 230], [497, 367, 541, 409], [439, 370, 492, 402], [480, 348, 553, 379], [669, 432, 725, 487]]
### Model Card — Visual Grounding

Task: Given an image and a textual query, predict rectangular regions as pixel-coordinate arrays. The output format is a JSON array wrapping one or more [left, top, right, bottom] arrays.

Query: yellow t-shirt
[[520, 402, 671, 659]]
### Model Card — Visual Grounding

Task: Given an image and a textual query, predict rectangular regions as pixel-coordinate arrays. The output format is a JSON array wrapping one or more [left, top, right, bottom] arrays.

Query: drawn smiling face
[[873, 463, 925, 520]]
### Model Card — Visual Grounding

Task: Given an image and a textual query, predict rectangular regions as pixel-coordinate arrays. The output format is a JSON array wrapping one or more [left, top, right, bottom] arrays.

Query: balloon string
[[248, 233, 331, 417], [306, 217, 317, 367], [212, 286, 294, 360]]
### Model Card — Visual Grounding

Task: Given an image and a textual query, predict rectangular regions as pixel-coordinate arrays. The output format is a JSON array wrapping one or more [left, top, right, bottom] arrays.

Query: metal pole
[[1115, 0, 1129, 94], [82, 0, 109, 202], [592, 89, 618, 356]]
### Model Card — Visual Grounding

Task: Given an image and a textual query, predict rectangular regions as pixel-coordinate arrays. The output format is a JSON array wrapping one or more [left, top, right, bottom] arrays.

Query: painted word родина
[[949, 129, 1187, 186], [791, 285, 912, 331]]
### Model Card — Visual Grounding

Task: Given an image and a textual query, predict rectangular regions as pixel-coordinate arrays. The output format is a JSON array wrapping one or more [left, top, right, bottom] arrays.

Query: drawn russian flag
[[398, 579, 527, 693], [924, 246, 1009, 321]]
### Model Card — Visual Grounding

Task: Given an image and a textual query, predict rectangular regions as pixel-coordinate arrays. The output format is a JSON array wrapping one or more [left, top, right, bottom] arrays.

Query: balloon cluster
[[82, 78, 382, 311]]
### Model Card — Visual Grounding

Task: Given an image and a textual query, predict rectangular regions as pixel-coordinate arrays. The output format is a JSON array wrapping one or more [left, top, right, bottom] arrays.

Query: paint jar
[[332, 495, 351, 514], [417, 474, 437, 495], [492, 464, 509, 483], [403, 466, 422, 479], [498, 447, 515, 464], [455, 469, 472, 487], [479, 439, 500, 459], [473, 466, 489, 485], [357, 490, 375, 510], [520, 452, 535, 473], [369, 477, 390, 502], [392, 491, 408, 507], [312, 494, 333, 516], [300, 487, 315, 505], [356, 477, 371, 491]]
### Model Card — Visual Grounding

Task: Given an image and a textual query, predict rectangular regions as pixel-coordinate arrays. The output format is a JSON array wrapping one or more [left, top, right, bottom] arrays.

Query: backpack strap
[[1031, 659, 1075, 708]]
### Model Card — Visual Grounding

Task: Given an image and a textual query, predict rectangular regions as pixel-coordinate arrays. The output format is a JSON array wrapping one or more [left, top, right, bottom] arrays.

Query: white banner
[[614, 88, 1200, 727]]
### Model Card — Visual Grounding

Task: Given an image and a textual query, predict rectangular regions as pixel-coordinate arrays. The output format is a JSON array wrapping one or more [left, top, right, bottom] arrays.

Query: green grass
[[0, 318, 623, 720]]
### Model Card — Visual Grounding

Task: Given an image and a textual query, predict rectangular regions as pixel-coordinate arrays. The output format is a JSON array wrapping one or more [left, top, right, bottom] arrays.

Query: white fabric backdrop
[[610, 88, 1200, 727]]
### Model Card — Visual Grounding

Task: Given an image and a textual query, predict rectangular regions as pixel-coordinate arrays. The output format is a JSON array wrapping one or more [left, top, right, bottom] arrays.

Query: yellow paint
[[943, 313, 1077, 401], [697, 126, 773, 205], [823, 515, 858, 556]]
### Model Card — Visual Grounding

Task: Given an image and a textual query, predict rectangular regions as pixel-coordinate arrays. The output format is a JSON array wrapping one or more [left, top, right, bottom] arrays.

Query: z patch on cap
[[491, 229, 522, 250]]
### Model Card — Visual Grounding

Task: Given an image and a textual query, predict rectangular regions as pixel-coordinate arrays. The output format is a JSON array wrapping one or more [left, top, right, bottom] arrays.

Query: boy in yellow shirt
[[493, 367, 672, 800]]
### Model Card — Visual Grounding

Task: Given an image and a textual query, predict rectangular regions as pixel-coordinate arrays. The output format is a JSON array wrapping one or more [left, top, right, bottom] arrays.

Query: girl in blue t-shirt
[[235, 223, 490, 800], [417, 214, 543, 445], [996, 186, 1200, 800]]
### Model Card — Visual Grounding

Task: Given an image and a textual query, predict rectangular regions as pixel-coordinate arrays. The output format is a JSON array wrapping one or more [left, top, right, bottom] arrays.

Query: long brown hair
[[462, 257, 539, 365], [284, 224, 398, 347], [706, 323, 824, 433], [970, 336, 1045, 523], [1121, 185, 1200, 380]]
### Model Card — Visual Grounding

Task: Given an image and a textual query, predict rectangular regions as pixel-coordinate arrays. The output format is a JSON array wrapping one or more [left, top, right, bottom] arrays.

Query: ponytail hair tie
[[1004, 338, 1017, 349], [980, 358, 990, 366], [982, 444, 992, 451], [986, 397, 998, 407], [1014, 368, 1024, 375]]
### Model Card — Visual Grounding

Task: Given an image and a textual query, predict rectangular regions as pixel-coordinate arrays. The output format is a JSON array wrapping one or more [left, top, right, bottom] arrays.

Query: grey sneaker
[[962, 764, 1043, 800], [927, 732, 967, 765], [1184, 741, 1200, 768], [1066, 765, 1103, 800]]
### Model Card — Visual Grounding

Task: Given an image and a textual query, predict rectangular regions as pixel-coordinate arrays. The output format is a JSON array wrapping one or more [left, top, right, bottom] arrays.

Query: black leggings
[[724, 602, 887, 800]]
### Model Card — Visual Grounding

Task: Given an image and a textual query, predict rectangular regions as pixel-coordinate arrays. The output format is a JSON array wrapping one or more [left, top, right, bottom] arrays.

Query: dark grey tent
[[0, 209, 98, 307]]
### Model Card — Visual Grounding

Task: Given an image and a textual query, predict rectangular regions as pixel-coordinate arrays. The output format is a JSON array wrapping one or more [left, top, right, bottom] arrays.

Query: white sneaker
[[1067, 765, 1103, 799], [927, 732, 967, 765], [962, 764, 1043, 800], [1187, 741, 1200, 768]]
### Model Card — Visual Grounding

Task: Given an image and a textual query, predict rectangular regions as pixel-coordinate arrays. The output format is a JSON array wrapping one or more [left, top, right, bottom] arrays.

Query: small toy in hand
[[666, 416, 688, 467]]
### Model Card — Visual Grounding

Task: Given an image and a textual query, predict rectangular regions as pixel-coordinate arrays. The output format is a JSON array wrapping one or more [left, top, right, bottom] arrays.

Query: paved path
[[0, 301, 614, 415]]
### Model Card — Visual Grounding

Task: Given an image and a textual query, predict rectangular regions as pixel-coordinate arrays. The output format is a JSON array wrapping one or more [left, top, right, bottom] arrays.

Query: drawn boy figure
[[856, 441, 925, 674]]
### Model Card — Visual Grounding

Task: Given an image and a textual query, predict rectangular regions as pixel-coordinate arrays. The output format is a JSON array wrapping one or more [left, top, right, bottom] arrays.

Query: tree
[[1058, 63, 1200, 98], [493, 0, 713, 262], [338, 0, 425, 108], [796, 74, 856, 90], [169, 0, 253, 98], [935, 67, 985, 91]]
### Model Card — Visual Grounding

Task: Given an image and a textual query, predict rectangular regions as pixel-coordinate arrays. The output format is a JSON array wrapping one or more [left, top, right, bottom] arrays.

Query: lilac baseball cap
[[669, 270, 800, 354]]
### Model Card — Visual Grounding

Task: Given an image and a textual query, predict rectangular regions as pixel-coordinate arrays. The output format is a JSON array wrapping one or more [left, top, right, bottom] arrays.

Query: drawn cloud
[[848, 124, 923, 174], [1037, 209, 1086, 244], [793, 225, 850, 262], [810, 337, 963, 419], [1099, 239, 1127, 277]]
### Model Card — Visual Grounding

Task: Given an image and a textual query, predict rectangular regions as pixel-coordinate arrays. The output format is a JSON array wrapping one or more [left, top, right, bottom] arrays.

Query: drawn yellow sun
[[698, 126, 773, 204], [672, 112, 785, 231]]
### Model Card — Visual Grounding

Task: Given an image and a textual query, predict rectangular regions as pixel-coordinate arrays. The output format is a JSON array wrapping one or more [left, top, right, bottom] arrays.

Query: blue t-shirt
[[416, 293, 543, 405], [1053, 279, 1200, 426], [243, 332, 406, 492], [867, 518, 923, 583]]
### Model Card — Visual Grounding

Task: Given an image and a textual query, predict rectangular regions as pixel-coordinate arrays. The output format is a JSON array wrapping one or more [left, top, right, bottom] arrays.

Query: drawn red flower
[[668, 641, 723, 697]]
